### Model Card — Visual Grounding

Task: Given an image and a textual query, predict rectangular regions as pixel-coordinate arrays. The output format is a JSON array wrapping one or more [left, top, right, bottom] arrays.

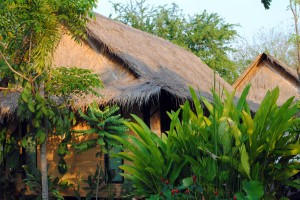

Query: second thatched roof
[[233, 53, 300, 105]]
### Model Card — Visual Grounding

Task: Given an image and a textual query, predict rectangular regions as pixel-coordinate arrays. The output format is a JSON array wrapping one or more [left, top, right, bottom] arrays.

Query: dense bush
[[113, 86, 300, 199]]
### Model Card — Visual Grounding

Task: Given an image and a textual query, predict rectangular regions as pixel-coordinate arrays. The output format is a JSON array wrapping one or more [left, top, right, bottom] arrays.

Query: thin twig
[[32, 69, 47, 82], [0, 50, 30, 82], [0, 87, 22, 93], [28, 32, 32, 64]]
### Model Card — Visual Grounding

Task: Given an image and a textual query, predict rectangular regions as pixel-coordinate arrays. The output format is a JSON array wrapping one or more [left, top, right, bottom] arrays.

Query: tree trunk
[[40, 130, 49, 200], [295, 15, 300, 81], [290, 0, 300, 81]]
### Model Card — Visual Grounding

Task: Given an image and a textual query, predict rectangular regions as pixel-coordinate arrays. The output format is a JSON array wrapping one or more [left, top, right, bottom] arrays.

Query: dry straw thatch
[[233, 53, 300, 105], [0, 13, 235, 119]]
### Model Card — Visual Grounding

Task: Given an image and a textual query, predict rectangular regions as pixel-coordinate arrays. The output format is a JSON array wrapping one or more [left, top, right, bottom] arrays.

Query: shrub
[[113, 86, 300, 198]]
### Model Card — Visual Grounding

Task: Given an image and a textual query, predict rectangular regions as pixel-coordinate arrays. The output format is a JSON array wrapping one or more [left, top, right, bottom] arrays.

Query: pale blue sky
[[95, 0, 293, 38]]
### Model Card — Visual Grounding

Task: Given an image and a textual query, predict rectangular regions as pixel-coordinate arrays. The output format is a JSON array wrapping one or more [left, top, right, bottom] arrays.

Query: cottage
[[0, 13, 235, 197], [233, 53, 300, 105]]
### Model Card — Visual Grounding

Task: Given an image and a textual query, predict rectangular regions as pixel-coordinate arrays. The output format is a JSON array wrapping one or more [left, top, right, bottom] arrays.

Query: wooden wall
[[39, 103, 162, 197], [38, 123, 108, 197]]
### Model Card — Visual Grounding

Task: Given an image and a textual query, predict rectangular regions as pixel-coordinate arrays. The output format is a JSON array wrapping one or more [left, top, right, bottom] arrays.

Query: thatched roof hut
[[0, 13, 234, 120], [233, 53, 300, 105], [0, 14, 256, 197]]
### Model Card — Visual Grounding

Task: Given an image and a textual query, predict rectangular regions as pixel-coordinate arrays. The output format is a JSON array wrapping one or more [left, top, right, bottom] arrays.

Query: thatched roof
[[83, 14, 234, 104], [233, 53, 300, 105], [0, 13, 235, 119]]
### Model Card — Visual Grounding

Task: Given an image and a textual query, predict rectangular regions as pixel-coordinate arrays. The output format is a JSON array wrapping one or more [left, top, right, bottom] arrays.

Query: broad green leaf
[[35, 130, 46, 145], [189, 87, 203, 117], [222, 89, 235, 117], [242, 180, 264, 200], [274, 142, 300, 156], [240, 144, 251, 179], [242, 110, 254, 146], [169, 159, 188, 184], [182, 177, 193, 187], [201, 97, 215, 116], [237, 84, 251, 112]]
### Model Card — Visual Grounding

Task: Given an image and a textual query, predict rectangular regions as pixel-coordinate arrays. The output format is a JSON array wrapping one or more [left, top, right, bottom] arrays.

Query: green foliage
[[49, 67, 103, 98], [22, 165, 71, 200], [0, 0, 100, 147], [120, 179, 135, 199], [0, 127, 19, 167], [235, 180, 264, 200], [111, 0, 238, 83], [56, 134, 72, 176], [116, 85, 300, 199], [189, 87, 300, 197], [261, 0, 272, 9], [82, 164, 107, 200], [185, 12, 238, 82], [148, 176, 204, 200], [243, 88, 300, 193], [0, 125, 25, 199], [74, 103, 128, 154], [233, 26, 297, 74], [111, 114, 188, 196], [165, 87, 251, 198], [18, 82, 75, 145], [0, 0, 99, 198], [0, 0, 97, 75]]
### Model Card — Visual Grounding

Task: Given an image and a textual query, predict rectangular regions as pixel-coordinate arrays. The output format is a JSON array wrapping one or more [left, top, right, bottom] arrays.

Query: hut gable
[[233, 53, 300, 105]]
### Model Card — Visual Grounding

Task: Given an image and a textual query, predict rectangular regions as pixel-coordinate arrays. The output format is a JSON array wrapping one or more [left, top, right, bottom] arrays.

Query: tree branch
[[0, 50, 30, 82], [32, 69, 47, 82], [290, 0, 296, 17], [0, 87, 22, 93]]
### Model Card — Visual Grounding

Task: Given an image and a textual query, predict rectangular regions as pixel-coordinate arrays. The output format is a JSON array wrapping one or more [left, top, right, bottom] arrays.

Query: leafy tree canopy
[[0, 0, 99, 198], [232, 25, 297, 74], [0, 0, 97, 80], [111, 0, 239, 83], [261, 0, 272, 9]]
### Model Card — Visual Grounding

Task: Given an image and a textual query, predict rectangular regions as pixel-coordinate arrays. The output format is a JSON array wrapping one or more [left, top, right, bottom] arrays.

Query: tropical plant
[[110, 115, 188, 196], [113, 85, 300, 199], [70, 103, 128, 199], [74, 103, 128, 155], [81, 164, 107, 200], [148, 176, 204, 200], [235, 180, 264, 200], [0, 1, 99, 198], [168, 86, 300, 198], [120, 179, 135, 200], [166, 86, 252, 198], [239, 88, 300, 195], [0, 125, 25, 199], [22, 165, 71, 200]]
